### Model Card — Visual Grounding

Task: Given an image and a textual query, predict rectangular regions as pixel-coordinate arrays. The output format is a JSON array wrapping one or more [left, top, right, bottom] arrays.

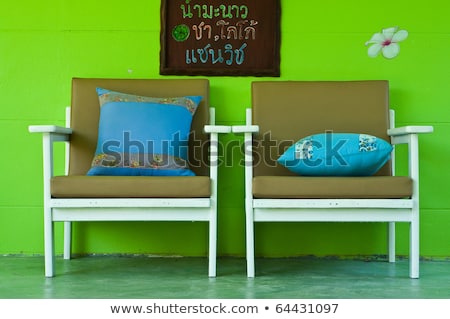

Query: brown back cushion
[[69, 78, 210, 176], [252, 80, 391, 177]]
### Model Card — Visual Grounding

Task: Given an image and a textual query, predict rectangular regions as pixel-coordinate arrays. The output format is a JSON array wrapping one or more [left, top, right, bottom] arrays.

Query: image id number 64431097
[[275, 303, 339, 314]]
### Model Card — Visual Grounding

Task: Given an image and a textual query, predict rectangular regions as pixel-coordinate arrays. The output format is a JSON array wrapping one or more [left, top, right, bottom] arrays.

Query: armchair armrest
[[29, 125, 72, 135], [28, 125, 72, 143], [204, 125, 231, 134], [388, 125, 433, 148], [387, 125, 433, 185], [388, 125, 433, 136], [232, 125, 259, 134]]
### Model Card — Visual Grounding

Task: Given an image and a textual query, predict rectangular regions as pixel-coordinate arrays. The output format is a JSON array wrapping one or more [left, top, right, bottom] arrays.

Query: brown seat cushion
[[51, 176, 211, 198], [253, 176, 412, 199]]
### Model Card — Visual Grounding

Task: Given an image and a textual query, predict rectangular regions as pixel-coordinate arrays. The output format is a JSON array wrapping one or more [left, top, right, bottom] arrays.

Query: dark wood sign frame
[[160, 0, 281, 76]]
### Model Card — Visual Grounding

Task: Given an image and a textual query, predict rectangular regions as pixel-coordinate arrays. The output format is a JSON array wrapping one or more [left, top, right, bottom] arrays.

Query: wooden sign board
[[160, 0, 281, 76]]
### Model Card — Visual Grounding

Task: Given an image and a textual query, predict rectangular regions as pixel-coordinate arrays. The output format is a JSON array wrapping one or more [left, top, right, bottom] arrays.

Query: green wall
[[1, 0, 449, 259]]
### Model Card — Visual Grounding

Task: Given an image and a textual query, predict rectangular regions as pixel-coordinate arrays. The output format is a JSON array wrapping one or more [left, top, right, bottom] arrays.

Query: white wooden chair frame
[[29, 107, 230, 278], [233, 108, 433, 278]]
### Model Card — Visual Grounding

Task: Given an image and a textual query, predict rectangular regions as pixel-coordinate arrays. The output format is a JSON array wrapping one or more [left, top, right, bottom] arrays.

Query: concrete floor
[[0, 255, 449, 299]]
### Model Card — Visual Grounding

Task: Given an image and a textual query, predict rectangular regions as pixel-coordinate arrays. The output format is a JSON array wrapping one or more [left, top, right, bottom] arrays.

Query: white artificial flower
[[365, 27, 408, 59]]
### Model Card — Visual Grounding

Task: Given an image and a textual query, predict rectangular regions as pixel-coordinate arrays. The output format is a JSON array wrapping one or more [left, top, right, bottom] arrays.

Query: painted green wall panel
[[60, 31, 161, 78], [390, 34, 450, 123], [0, 207, 63, 254], [209, 77, 252, 123], [416, 125, 450, 209], [0, 0, 449, 259], [420, 210, 450, 256], [59, 1, 158, 31], [0, 32, 66, 120], [0, 3, 60, 30], [71, 222, 209, 256], [255, 223, 388, 257], [289, 1, 450, 33]]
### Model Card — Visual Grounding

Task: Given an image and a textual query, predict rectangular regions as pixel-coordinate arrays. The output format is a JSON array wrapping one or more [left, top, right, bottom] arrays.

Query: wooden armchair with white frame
[[29, 78, 230, 277], [232, 80, 433, 278]]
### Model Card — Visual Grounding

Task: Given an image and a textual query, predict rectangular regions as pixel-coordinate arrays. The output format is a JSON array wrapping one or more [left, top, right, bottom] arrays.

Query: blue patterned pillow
[[87, 88, 202, 176], [277, 133, 393, 176]]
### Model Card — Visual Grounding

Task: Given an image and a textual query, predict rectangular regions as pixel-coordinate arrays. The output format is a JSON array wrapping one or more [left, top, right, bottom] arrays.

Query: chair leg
[[246, 199, 255, 278], [410, 218, 420, 279], [208, 210, 217, 277], [63, 221, 72, 260], [44, 207, 55, 277], [388, 222, 396, 263]]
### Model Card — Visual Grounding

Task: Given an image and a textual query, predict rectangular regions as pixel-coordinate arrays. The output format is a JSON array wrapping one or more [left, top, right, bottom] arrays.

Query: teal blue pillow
[[277, 133, 393, 176], [87, 88, 202, 176]]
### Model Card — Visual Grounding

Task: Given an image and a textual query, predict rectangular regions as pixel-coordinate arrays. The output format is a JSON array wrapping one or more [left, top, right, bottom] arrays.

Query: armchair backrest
[[68, 78, 210, 176], [251, 80, 391, 177]]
